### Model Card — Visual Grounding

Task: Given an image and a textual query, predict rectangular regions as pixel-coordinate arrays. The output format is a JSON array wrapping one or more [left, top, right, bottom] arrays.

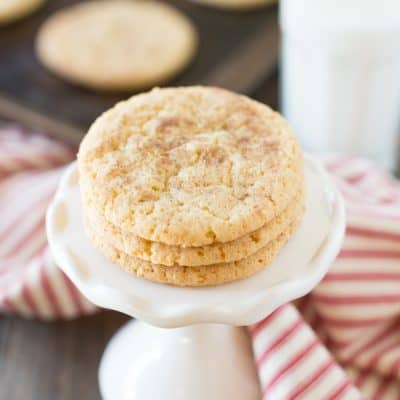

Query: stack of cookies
[[78, 86, 305, 287]]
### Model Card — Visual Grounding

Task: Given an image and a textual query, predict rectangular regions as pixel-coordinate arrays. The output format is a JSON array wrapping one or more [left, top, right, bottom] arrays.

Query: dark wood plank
[[202, 19, 279, 95], [253, 68, 279, 110], [0, 311, 129, 400]]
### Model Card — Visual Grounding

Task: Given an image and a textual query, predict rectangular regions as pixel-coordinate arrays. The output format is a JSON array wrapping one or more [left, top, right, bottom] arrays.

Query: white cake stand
[[46, 156, 345, 400]]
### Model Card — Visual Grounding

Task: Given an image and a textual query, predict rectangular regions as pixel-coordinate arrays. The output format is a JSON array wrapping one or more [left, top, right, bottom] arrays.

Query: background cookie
[[83, 188, 304, 266], [0, 0, 45, 24], [78, 86, 304, 246], [36, 0, 197, 91], [85, 218, 299, 287], [191, 0, 276, 10]]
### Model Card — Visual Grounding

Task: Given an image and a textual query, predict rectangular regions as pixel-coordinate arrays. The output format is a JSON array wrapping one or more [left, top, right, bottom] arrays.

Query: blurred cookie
[[0, 0, 45, 24], [36, 0, 197, 91], [191, 0, 276, 10]]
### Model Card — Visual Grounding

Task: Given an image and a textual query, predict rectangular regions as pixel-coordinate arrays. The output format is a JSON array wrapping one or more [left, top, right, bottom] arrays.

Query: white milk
[[280, 0, 400, 170]]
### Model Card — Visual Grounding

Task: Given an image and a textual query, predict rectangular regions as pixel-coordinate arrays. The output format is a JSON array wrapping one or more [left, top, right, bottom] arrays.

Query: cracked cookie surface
[[0, 0, 45, 24], [78, 86, 304, 246]]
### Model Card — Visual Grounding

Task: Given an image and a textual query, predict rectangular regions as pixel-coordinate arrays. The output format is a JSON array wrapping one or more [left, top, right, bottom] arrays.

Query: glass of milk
[[280, 0, 400, 171]]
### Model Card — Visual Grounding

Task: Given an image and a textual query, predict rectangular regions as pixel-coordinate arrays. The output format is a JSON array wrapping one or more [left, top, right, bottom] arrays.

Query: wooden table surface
[[0, 75, 278, 400]]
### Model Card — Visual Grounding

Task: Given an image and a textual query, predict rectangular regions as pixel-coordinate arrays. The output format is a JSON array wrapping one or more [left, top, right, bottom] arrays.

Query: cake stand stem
[[99, 320, 261, 400]]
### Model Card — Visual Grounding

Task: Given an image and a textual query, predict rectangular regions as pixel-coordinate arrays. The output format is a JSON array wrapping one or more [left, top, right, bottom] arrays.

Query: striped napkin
[[1, 126, 400, 399]]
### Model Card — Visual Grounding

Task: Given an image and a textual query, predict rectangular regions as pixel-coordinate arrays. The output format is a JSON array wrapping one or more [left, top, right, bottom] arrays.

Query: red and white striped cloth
[[1, 126, 400, 399], [0, 125, 96, 318]]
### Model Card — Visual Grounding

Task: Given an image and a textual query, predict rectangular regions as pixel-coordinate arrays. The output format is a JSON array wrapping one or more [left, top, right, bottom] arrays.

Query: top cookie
[[78, 86, 304, 246], [36, 0, 197, 91]]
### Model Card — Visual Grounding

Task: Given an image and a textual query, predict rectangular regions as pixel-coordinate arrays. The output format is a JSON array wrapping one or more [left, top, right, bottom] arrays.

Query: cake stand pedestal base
[[99, 320, 261, 400]]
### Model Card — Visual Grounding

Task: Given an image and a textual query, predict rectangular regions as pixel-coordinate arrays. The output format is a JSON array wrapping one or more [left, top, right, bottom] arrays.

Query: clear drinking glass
[[280, 0, 400, 171]]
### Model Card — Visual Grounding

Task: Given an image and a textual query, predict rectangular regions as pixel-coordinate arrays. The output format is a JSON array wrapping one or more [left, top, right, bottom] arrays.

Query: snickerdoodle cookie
[[78, 86, 304, 247], [0, 0, 45, 24], [36, 0, 197, 91], [83, 188, 304, 266]]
